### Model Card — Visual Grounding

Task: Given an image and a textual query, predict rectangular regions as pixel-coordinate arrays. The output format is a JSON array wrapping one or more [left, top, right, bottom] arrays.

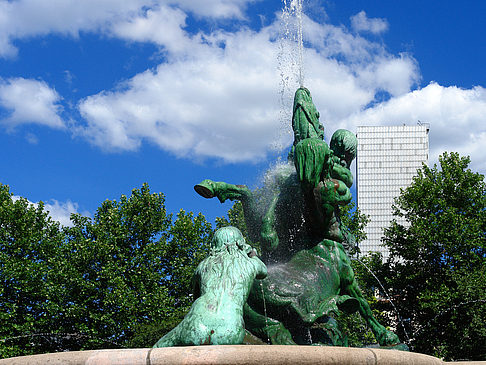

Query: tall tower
[[356, 125, 429, 260]]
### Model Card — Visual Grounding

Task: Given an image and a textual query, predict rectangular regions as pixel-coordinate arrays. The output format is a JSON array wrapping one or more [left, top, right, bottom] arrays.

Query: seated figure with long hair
[[153, 226, 267, 347]]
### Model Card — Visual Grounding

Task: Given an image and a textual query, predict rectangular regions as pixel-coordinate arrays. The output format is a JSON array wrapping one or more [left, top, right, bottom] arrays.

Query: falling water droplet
[[307, 327, 313, 344], [260, 280, 270, 343], [275, 0, 305, 152]]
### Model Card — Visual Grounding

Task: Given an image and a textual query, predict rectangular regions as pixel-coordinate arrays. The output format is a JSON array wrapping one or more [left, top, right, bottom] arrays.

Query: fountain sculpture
[[193, 87, 405, 348], [154, 227, 267, 347]]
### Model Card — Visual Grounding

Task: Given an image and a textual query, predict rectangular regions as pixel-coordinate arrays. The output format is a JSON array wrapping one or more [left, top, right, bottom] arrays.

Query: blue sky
[[1, 0, 485, 226]]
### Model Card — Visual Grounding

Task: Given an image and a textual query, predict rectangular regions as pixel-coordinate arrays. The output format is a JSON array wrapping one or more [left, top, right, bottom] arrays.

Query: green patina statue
[[153, 227, 267, 347], [194, 87, 404, 348]]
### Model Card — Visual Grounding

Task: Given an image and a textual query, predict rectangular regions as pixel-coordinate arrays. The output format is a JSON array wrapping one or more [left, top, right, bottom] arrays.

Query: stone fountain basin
[[2, 345, 482, 365]]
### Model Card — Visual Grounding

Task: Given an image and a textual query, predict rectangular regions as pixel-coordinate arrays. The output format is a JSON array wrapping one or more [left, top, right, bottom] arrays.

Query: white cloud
[[0, 0, 146, 57], [168, 0, 255, 19], [355, 55, 420, 97], [341, 82, 486, 173], [303, 15, 420, 97], [110, 5, 196, 57], [2, 1, 485, 174], [77, 14, 421, 162], [78, 26, 281, 161], [0, 0, 255, 58], [12, 196, 84, 227], [0, 77, 64, 129], [25, 132, 39, 144], [350, 11, 388, 35], [43, 200, 84, 227]]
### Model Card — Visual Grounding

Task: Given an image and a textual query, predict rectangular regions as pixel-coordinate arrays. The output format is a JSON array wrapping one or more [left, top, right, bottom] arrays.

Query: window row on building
[[364, 218, 397, 225], [358, 149, 428, 157], [359, 143, 428, 151], [357, 125, 426, 133], [358, 175, 419, 183], [359, 199, 397, 206], [357, 178, 415, 187], [357, 137, 428, 145], [358, 242, 387, 251], [357, 160, 424, 168], [359, 193, 398, 199]]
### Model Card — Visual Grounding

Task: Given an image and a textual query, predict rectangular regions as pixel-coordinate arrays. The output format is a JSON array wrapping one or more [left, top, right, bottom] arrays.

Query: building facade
[[356, 125, 429, 260]]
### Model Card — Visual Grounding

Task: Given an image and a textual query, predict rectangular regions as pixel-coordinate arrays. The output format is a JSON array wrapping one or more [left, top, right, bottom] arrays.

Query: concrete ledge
[[0, 345, 481, 365]]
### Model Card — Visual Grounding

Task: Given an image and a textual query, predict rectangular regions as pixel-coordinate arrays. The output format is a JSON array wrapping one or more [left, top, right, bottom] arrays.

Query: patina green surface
[[153, 227, 267, 347], [195, 87, 403, 348]]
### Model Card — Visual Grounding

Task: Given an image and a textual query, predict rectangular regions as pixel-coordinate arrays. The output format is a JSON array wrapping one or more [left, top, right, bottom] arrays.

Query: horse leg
[[260, 193, 279, 252], [243, 303, 296, 345], [337, 247, 399, 346]]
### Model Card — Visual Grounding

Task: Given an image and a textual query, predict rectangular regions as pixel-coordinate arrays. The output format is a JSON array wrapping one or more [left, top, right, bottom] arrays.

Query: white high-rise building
[[356, 125, 429, 260]]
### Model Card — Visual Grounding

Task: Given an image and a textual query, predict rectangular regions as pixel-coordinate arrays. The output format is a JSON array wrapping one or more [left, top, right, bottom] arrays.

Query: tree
[[59, 184, 213, 350], [126, 208, 213, 348], [0, 183, 213, 357], [376, 152, 486, 360], [0, 184, 66, 358], [340, 200, 370, 255]]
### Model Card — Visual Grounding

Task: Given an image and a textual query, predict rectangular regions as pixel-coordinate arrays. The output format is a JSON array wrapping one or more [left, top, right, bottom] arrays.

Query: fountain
[[0, 2, 473, 364], [2, 87, 456, 365], [193, 87, 405, 349]]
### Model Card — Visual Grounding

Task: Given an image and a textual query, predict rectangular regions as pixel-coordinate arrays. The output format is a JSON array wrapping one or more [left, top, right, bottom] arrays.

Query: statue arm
[[330, 157, 353, 188], [194, 180, 262, 243], [253, 256, 268, 280]]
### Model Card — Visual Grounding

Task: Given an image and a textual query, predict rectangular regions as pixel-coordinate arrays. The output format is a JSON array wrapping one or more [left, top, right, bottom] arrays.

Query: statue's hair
[[197, 227, 256, 293], [293, 138, 331, 188], [330, 129, 357, 158], [293, 87, 312, 110], [210, 226, 246, 255]]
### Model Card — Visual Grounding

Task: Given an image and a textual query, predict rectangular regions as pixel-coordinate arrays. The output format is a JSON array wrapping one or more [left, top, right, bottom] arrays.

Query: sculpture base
[[1, 345, 477, 365]]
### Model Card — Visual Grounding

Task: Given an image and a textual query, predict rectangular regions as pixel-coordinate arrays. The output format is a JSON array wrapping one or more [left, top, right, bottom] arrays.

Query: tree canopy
[[368, 152, 486, 360], [3, 152, 484, 360], [0, 183, 212, 358]]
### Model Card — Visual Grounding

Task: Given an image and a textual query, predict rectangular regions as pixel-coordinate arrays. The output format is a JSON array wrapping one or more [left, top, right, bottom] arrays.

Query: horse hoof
[[194, 184, 214, 198]]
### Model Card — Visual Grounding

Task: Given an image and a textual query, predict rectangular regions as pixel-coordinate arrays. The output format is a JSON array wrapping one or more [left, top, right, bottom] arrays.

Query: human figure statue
[[153, 227, 267, 347], [328, 129, 359, 251], [194, 87, 403, 348]]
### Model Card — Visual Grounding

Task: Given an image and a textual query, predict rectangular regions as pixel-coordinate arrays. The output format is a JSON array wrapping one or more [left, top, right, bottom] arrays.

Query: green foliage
[[376, 152, 486, 360], [0, 183, 212, 358], [215, 201, 247, 237], [340, 200, 370, 255], [386, 152, 485, 268], [0, 184, 66, 358]]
